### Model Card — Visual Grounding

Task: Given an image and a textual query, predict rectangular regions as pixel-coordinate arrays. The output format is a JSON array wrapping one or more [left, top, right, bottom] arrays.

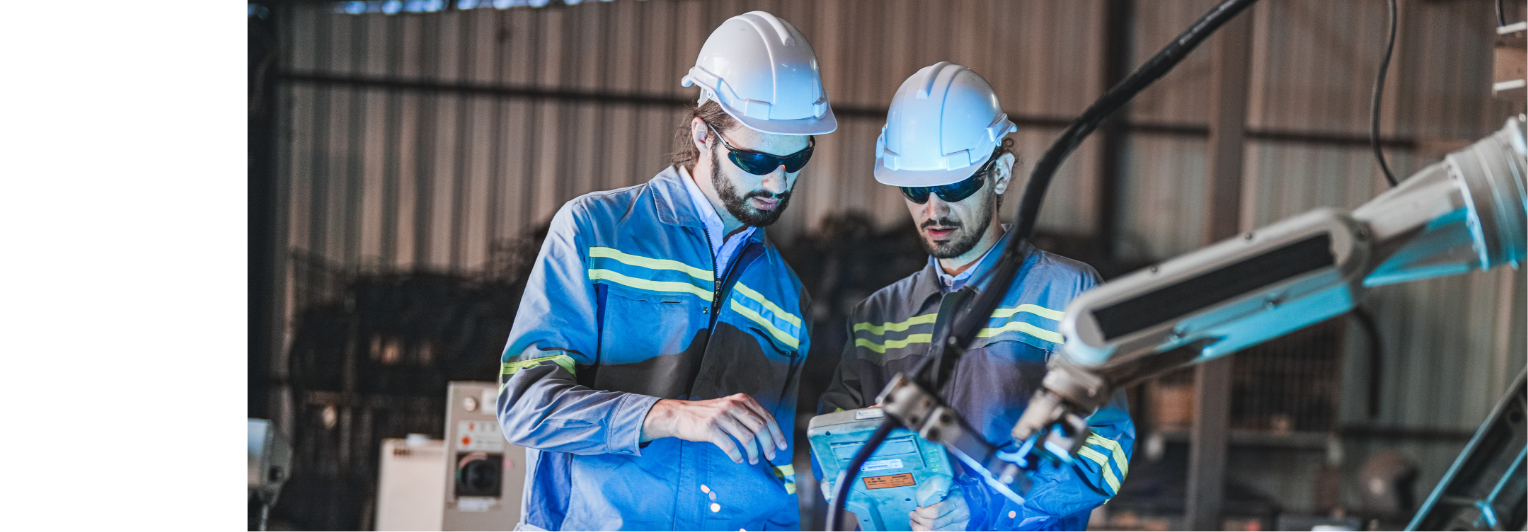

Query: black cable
[[1371, 0, 1399, 187], [828, 418, 896, 531], [942, 0, 1263, 366], [1497, 0, 1508, 28], [1350, 306, 1384, 420]]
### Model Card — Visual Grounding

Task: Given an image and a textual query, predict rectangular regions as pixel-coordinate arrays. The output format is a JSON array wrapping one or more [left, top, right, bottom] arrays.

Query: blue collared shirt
[[679, 166, 757, 277], [931, 229, 1006, 293]]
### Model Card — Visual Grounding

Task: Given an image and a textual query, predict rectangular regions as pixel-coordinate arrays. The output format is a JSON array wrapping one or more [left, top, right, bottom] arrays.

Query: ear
[[990, 152, 1017, 195], [690, 117, 710, 153]]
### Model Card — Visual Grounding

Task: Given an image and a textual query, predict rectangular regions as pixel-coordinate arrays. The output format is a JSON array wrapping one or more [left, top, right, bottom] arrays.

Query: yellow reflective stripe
[[734, 282, 802, 328], [854, 334, 933, 353], [501, 354, 577, 377], [731, 298, 800, 349], [990, 303, 1065, 321], [772, 464, 798, 494], [1077, 446, 1121, 494], [976, 320, 1063, 343], [1087, 433, 1130, 477], [589, 246, 713, 282], [588, 269, 712, 301], [853, 313, 937, 335]]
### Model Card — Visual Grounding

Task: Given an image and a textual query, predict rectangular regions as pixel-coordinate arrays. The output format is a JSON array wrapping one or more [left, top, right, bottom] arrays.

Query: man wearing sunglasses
[[817, 62, 1135, 531], [495, 11, 832, 531]]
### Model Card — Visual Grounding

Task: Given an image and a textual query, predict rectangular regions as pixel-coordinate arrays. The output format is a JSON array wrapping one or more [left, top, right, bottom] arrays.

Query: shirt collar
[[928, 225, 1033, 294], [678, 166, 757, 254]]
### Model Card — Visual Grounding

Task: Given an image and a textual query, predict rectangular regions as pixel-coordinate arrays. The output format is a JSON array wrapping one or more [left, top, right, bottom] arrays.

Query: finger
[[736, 395, 788, 451], [932, 504, 970, 529], [909, 510, 933, 531], [715, 414, 762, 464], [912, 503, 942, 520], [707, 426, 744, 464], [723, 408, 776, 461]]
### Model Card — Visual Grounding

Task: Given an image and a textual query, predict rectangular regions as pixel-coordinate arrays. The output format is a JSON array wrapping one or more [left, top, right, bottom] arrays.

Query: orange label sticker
[[863, 473, 916, 489]]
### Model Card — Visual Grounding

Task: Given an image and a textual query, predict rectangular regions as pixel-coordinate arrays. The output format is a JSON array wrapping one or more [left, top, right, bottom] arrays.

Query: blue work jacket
[[496, 167, 811, 531], [818, 235, 1135, 530]]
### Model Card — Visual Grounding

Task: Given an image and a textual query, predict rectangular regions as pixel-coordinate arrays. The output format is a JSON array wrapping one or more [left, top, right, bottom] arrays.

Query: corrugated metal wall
[[271, 0, 1525, 511]]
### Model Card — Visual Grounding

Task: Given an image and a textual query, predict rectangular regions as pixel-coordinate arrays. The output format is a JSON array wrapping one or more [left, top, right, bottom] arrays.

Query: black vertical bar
[[595, 1, 612, 193], [381, 14, 403, 266], [413, 13, 440, 268], [344, 14, 369, 266], [248, 0, 281, 420], [521, 8, 543, 233], [308, 8, 334, 304], [1095, 0, 1131, 274], [450, 10, 475, 271], [485, 9, 507, 260]]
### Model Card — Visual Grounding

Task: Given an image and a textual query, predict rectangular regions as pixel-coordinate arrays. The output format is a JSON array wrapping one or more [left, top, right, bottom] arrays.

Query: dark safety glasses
[[899, 159, 993, 204], [705, 121, 815, 175]]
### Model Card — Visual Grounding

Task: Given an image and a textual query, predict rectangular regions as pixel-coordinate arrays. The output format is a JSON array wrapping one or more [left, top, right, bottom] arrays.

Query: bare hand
[[910, 483, 971, 531], [640, 393, 788, 464]]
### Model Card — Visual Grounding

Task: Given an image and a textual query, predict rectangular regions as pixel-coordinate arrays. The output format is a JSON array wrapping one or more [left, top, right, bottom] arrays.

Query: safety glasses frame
[[898, 158, 995, 204], [704, 121, 815, 175]]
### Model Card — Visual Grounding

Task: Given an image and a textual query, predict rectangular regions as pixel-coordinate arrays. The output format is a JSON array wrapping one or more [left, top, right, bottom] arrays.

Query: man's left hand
[[909, 484, 971, 531]]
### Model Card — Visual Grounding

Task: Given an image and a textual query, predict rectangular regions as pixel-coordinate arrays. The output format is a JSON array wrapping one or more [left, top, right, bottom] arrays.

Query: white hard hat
[[874, 62, 1017, 187], [682, 11, 837, 136]]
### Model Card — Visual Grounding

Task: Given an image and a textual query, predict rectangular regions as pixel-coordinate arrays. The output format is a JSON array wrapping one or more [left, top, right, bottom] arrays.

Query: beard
[[711, 148, 792, 227], [919, 193, 993, 259]]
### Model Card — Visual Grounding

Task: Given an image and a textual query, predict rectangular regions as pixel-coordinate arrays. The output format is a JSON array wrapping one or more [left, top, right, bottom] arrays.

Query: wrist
[[640, 399, 677, 442]]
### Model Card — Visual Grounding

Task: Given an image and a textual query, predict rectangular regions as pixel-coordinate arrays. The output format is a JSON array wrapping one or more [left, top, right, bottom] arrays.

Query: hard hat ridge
[[875, 62, 1017, 187], [681, 11, 837, 135]]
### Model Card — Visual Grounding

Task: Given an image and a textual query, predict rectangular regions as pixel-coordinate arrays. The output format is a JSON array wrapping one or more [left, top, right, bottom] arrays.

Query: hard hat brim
[[873, 152, 995, 187], [718, 101, 839, 136]]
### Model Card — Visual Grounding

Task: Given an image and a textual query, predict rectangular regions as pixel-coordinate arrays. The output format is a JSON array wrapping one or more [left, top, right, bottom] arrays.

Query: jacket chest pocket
[[596, 286, 709, 366]]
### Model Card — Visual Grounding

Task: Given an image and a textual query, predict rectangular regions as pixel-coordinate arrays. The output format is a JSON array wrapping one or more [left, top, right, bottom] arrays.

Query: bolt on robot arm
[[881, 117, 1526, 504]]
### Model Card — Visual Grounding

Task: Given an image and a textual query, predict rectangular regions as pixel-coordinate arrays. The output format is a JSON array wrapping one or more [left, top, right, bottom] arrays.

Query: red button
[[462, 436, 471, 446]]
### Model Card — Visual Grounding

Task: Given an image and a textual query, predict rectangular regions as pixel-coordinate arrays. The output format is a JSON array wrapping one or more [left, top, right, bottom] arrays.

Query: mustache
[[744, 190, 789, 201], [920, 217, 961, 230]]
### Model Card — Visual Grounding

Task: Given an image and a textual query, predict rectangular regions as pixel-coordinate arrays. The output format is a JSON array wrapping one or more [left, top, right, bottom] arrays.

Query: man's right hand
[[640, 393, 788, 465]]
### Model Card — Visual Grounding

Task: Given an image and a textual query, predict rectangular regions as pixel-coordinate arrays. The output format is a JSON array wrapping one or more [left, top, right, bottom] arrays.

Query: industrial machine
[[809, 407, 955, 531], [441, 381, 527, 530], [248, 419, 292, 532], [819, 0, 1528, 526], [871, 116, 1527, 516]]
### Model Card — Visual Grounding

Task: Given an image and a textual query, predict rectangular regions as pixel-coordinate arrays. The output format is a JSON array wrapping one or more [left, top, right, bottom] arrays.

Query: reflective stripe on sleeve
[[1080, 433, 1130, 496], [589, 246, 712, 282], [1076, 446, 1121, 495], [501, 354, 577, 378], [1086, 433, 1130, 477]]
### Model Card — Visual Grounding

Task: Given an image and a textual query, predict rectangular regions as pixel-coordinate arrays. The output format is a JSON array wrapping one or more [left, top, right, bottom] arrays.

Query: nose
[[922, 194, 952, 220], [761, 166, 790, 194]]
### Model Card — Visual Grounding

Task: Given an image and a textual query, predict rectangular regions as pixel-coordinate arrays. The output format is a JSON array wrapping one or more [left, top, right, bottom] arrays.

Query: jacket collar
[[907, 231, 1036, 312], [651, 166, 767, 245]]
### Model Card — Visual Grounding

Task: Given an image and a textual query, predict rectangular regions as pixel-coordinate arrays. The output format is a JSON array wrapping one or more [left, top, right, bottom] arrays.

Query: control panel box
[[808, 408, 955, 531], [442, 381, 526, 531]]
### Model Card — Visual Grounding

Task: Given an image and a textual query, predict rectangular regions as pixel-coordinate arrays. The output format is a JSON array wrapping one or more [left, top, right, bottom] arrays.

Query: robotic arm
[[878, 117, 1526, 506]]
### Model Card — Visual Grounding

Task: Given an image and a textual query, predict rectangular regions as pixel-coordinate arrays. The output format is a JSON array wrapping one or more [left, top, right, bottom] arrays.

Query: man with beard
[[818, 62, 1134, 531], [495, 11, 832, 531]]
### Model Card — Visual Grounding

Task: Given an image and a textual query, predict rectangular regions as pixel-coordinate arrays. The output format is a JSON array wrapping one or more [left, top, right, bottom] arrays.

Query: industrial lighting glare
[[493, 0, 514, 8], [382, 0, 402, 14], [458, 0, 478, 9]]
